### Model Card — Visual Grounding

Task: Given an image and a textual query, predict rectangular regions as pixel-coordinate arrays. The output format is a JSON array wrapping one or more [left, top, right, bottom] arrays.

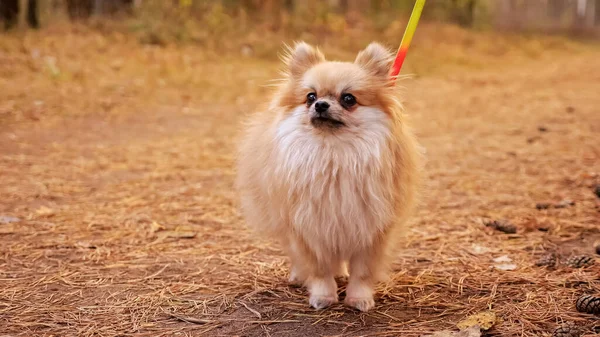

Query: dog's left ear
[[355, 42, 393, 78]]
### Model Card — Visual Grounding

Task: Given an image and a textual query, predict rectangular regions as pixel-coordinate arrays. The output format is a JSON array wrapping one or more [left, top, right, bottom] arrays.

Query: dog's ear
[[355, 42, 393, 78], [284, 42, 325, 78]]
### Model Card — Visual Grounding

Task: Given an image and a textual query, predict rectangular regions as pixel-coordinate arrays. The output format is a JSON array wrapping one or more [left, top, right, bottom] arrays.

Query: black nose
[[315, 101, 330, 114]]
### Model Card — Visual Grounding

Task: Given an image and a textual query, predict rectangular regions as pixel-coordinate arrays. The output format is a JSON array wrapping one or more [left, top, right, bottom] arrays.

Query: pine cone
[[566, 255, 595, 268], [576, 294, 600, 314], [552, 322, 582, 337], [535, 253, 557, 268], [484, 219, 517, 234]]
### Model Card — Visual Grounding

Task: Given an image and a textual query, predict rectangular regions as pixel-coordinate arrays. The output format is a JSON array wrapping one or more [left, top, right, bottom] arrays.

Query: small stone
[[566, 255, 595, 268], [538, 126, 548, 132], [595, 244, 600, 255], [535, 253, 557, 268], [484, 220, 517, 234], [594, 185, 600, 199], [536, 202, 552, 210], [552, 322, 582, 337], [576, 294, 600, 314], [565, 106, 575, 113]]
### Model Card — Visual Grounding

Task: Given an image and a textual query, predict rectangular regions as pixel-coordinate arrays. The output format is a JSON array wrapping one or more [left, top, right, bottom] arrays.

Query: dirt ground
[[1, 26, 600, 337]]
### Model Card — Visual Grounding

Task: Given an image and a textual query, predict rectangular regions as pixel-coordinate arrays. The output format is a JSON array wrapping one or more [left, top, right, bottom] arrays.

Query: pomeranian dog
[[236, 41, 422, 312]]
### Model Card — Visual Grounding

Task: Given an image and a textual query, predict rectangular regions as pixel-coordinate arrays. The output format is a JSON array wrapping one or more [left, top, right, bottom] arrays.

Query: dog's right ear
[[283, 42, 325, 78], [355, 42, 393, 79]]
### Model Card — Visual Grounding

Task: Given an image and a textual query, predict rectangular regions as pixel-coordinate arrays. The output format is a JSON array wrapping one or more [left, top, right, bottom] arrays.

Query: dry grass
[[1, 23, 600, 336]]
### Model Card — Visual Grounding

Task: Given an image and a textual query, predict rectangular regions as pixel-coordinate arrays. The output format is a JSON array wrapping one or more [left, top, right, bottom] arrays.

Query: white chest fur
[[272, 109, 396, 256]]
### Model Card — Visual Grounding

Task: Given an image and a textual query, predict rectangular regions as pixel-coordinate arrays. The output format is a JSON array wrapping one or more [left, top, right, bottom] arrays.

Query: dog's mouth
[[310, 116, 345, 128]]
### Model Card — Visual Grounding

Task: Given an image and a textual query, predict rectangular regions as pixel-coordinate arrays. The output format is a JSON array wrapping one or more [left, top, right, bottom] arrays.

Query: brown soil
[[1, 26, 599, 337]]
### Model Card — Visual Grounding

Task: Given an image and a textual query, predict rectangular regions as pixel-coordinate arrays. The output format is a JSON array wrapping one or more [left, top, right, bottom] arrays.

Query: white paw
[[309, 294, 338, 310], [344, 296, 375, 312], [307, 277, 338, 310], [345, 280, 375, 311]]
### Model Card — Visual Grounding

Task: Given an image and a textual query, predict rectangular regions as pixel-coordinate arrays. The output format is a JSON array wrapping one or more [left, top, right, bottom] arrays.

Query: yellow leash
[[389, 0, 426, 82]]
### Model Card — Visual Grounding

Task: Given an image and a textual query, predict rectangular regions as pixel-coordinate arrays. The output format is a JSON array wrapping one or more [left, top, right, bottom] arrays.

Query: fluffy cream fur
[[236, 41, 422, 312]]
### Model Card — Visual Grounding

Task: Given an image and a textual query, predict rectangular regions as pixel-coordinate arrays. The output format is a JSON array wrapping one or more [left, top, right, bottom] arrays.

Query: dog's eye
[[341, 93, 356, 107], [307, 93, 317, 104]]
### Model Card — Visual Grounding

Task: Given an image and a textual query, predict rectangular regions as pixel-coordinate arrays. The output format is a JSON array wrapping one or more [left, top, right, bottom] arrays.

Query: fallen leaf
[[76, 241, 96, 249], [493, 255, 512, 263], [470, 244, 491, 255], [492, 256, 517, 270], [423, 325, 481, 337], [494, 263, 517, 271], [44, 56, 60, 77], [35, 206, 55, 217], [457, 311, 499, 331], [150, 221, 165, 233]]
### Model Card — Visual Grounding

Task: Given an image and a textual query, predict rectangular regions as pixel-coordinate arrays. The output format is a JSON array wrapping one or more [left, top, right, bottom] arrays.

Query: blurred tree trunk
[[548, 0, 564, 19], [239, 0, 258, 14], [104, 0, 135, 14], [369, 0, 386, 14], [66, 0, 133, 18], [293, 0, 319, 16], [94, 0, 102, 14], [66, 0, 93, 19], [340, 0, 347, 12], [596, 0, 600, 25], [27, 0, 38, 28], [262, 0, 282, 29], [497, 0, 521, 29], [1, 0, 37, 29], [341, 0, 367, 13], [0, 0, 20, 29], [573, 0, 587, 29], [450, 0, 477, 27], [464, 0, 476, 26], [327, 0, 340, 11], [284, 0, 294, 12]]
